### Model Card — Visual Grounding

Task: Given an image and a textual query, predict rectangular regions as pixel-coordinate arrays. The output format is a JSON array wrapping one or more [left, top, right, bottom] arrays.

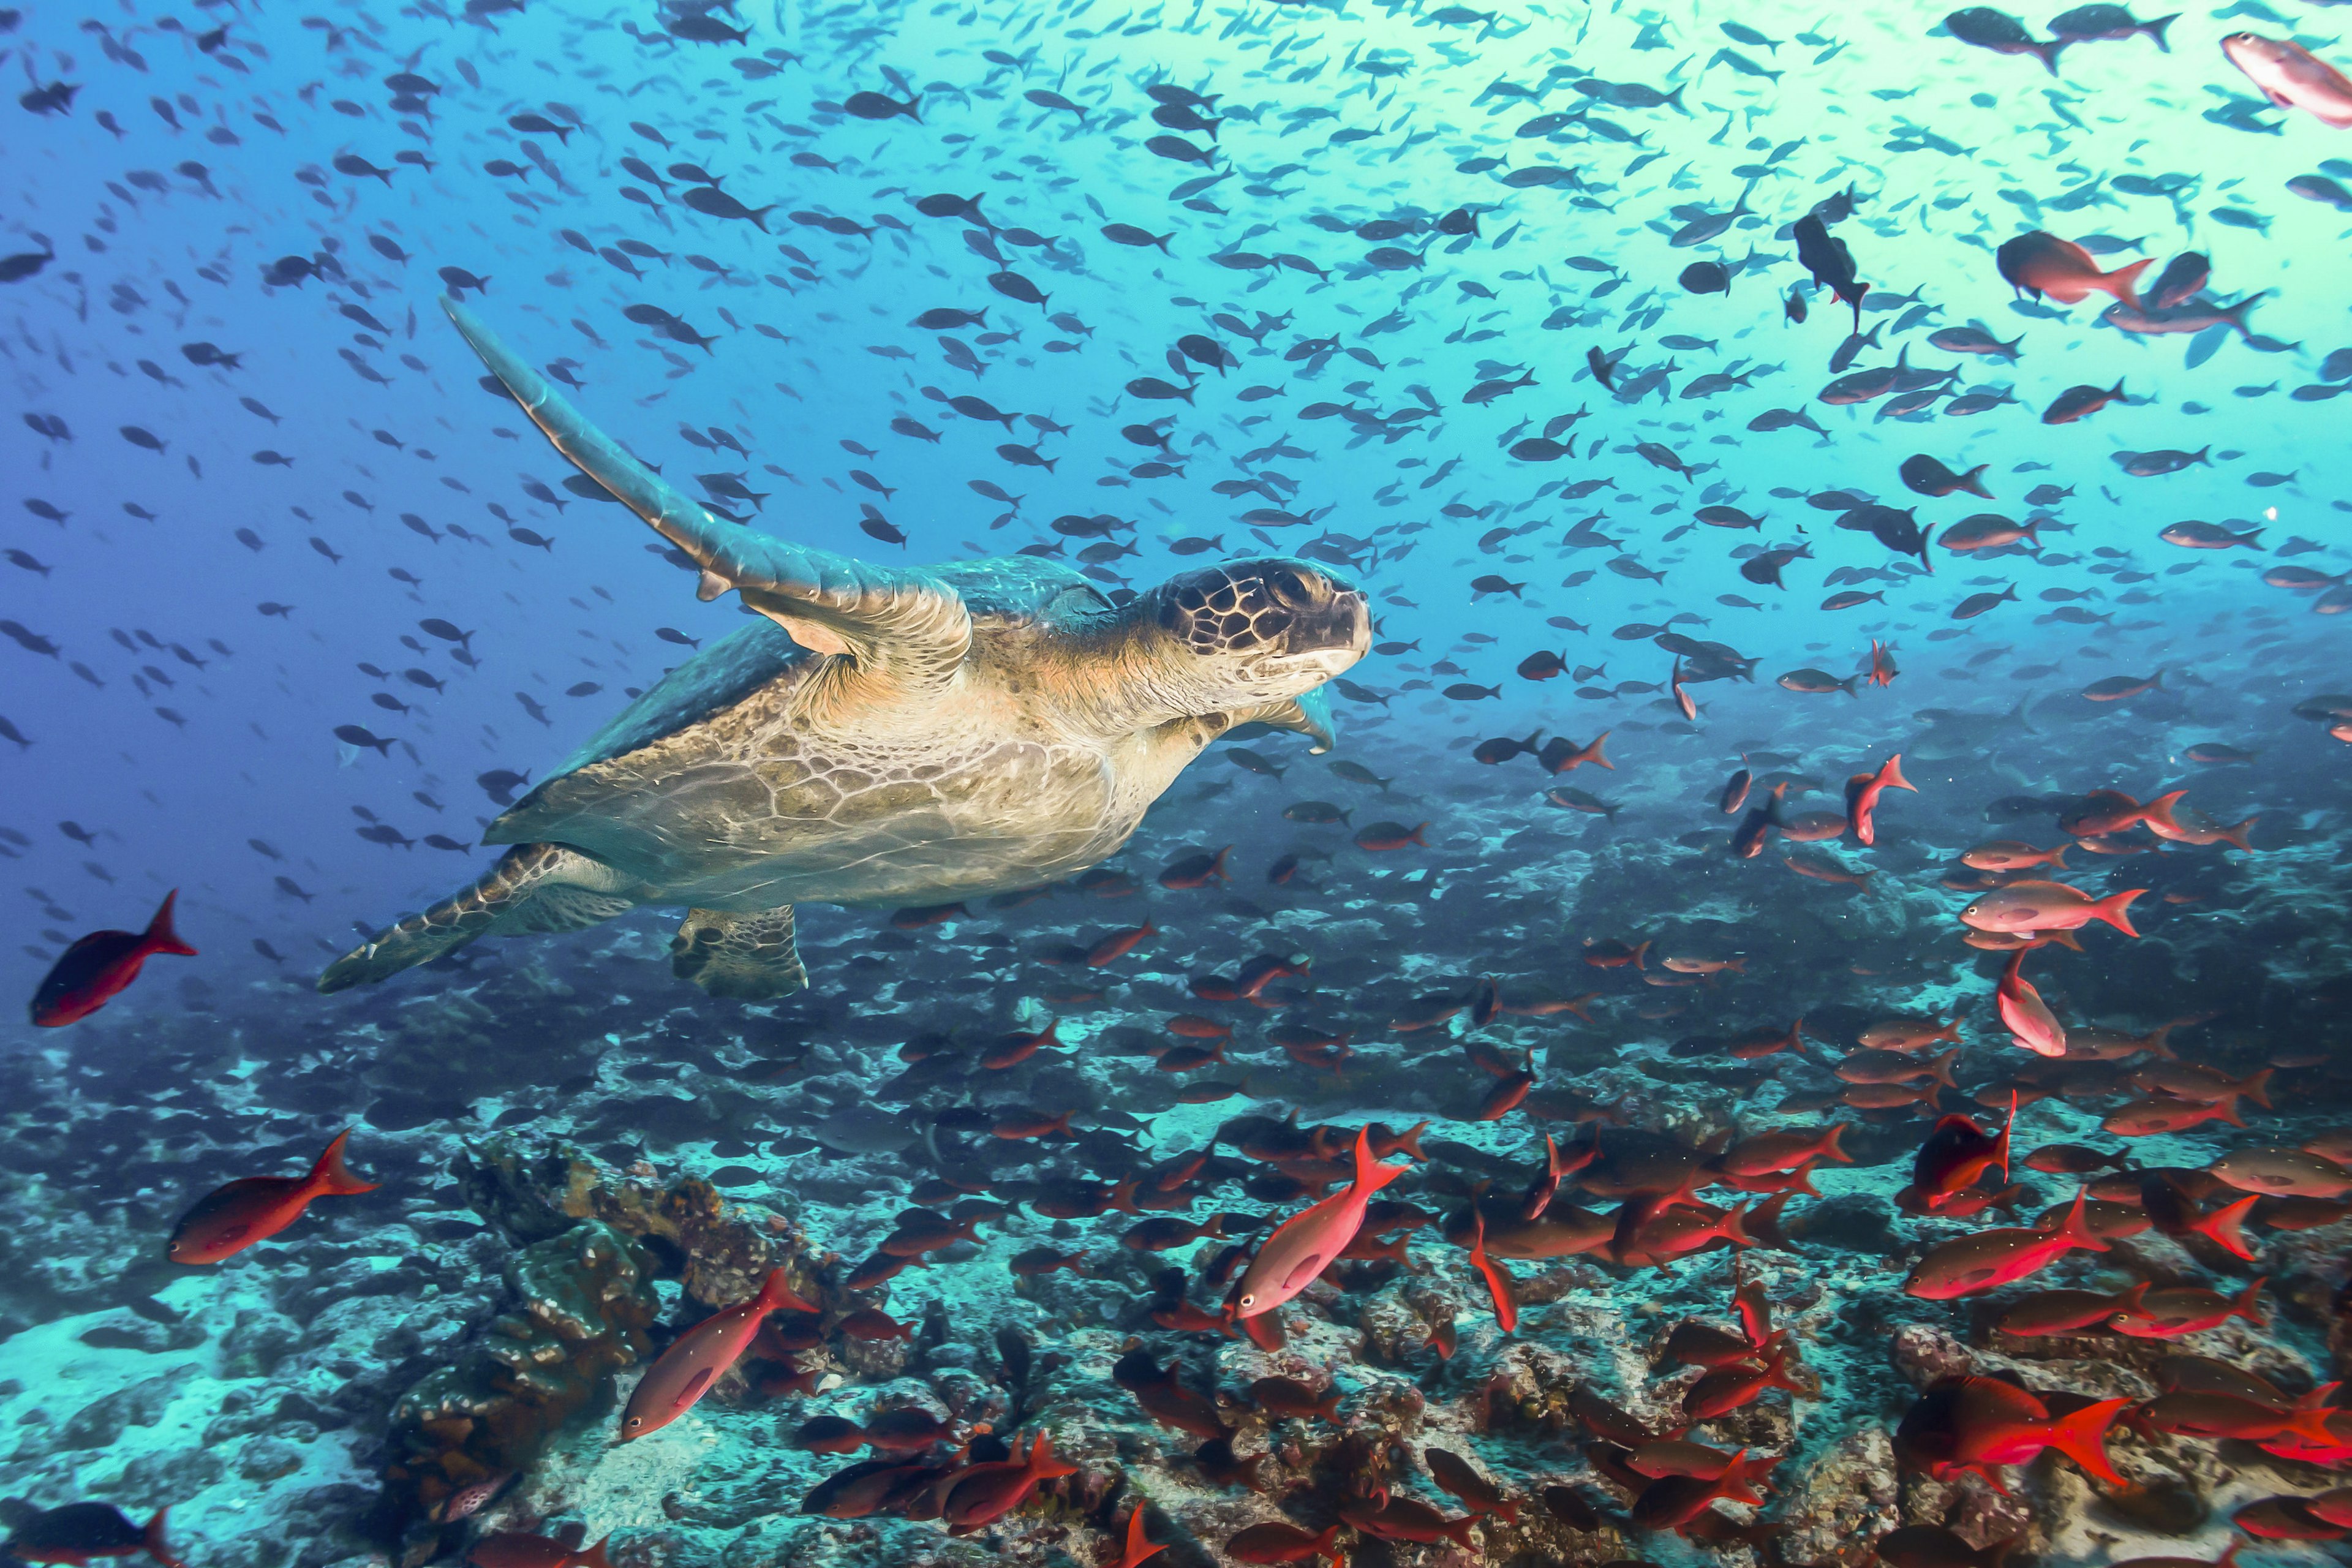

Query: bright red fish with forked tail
[[622, 1267, 817, 1438], [168, 1130, 380, 1265], [1897, 1374, 2129, 1488], [31, 891, 198, 1027]]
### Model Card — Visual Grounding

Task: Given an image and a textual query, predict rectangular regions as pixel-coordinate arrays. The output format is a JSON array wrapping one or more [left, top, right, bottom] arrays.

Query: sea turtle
[[317, 298, 1370, 1000]]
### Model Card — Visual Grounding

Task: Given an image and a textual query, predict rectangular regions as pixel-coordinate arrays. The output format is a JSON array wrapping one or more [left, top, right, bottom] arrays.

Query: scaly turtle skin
[[318, 296, 1370, 1000]]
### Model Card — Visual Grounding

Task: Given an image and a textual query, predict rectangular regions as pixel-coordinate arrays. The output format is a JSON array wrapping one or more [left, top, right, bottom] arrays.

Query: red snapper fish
[[1903, 1188, 2105, 1298], [31, 891, 198, 1026], [1844, 753, 1913, 846], [1896, 1374, 2128, 1488], [467, 1535, 614, 1568], [167, 1131, 380, 1265], [1232, 1127, 1409, 1319], [1996, 950, 2067, 1056], [620, 1267, 816, 1438], [1996, 230, 2152, 308], [2222, 32, 2352, 126], [4, 1505, 184, 1568]]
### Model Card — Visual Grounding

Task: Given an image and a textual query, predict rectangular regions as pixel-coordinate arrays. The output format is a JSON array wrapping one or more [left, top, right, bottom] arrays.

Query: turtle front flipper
[[440, 295, 971, 695], [670, 906, 808, 999], [317, 843, 635, 992]]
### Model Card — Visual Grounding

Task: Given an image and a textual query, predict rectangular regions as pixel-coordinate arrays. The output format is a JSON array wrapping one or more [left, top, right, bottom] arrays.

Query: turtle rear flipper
[[671, 905, 807, 999], [317, 843, 634, 993]]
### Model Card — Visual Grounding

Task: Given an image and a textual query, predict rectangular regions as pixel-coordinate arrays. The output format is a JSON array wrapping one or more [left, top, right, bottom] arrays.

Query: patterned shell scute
[[933, 554, 1116, 630], [548, 617, 812, 781]]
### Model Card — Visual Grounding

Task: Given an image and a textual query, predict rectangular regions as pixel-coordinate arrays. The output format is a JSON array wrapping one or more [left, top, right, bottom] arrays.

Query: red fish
[[1157, 846, 1231, 889], [467, 1535, 613, 1568], [2133, 1390, 2345, 1445], [1683, 1344, 1804, 1420], [1085, 920, 1156, 967], [1233, 1127, 1409, 1319], [1224, 1523, 1343, 1565], [4, 1506, 184, 1568], [1110, 1509, 1166, 1568], [1466, 1210, 1519, 1332], [31, 891, 198, 1026], [1996, 950, 2067, 1057], [1896, 1374, 2128, 1488], [1905, 1097, 2013, 1212], [1997, 230, 2152, 308], [168, 1130, 380, 1265], [981, 1019, 1060, 1070], [1844, 754, 1913, 846], [1903, 1188, 2106, 1298], [620, 1267, 816, 1439], [941, 1430, 1078, 1531], [2107, 1278, 2267, 1344], [1630, 1446, 1770, 1532], [1336, 1494, 1478, 1549]]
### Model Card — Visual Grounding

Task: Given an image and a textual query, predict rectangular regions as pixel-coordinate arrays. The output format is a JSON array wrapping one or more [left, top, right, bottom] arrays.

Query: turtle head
[[1137, 557, 1370, 711]]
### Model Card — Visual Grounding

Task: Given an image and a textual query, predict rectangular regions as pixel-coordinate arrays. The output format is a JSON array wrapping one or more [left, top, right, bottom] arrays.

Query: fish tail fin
[[1880, 753, 1914, 793], [2059, 1188, 2109, 1252], [2198, 1194, 2260, 1261], [2145, 12, 2177, 49], [146, 890, 200, 956], [756, 1267, 816, 1315], [311, 1129, 381, 1196], [2222, 815, 2259, 853], [1396, 1118, 1431, 1161], [1719, 1200, 1755, 1248], [2032, 37, 2065, 73], [1353, 1126, 1409, 1196], [1028, 1429, 1078, 1479], [2044, 1396, 2128, 1486], [2234, 1276, 2269, 1327], [2092, 888, 2143, 938], [1996, 1092, 2016, 1181], [2105, 256, 2154, 309], [1819, 1121, 1853, 1163], [2288, 1400, 2343, 1448], [2048, 843, 2068, 869], [2240, 1066, 2274, 1109], [143, 1508, 185, 1568], [1931, 1048, 1960, 1088], [1717, 1448, 1768, 1506], [572, 1539, 616, 1568]]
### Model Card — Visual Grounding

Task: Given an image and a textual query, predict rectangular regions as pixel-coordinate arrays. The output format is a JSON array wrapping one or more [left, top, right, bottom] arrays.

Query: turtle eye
[[1268, 568, 1311, 606]]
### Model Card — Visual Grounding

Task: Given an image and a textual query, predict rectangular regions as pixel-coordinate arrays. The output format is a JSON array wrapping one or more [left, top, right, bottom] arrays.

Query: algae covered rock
[[382, 1218, 657, 1535]]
